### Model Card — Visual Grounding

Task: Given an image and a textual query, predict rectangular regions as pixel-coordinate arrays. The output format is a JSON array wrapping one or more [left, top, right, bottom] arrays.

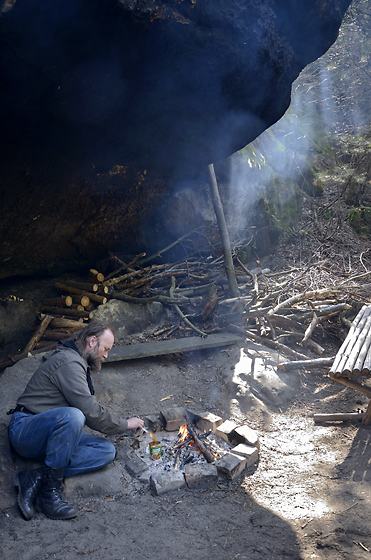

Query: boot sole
[[35, 502, 77, 520]]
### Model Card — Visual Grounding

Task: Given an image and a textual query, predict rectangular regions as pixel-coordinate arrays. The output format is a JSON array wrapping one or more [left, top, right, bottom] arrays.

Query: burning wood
[[173, 414, 216, 464]]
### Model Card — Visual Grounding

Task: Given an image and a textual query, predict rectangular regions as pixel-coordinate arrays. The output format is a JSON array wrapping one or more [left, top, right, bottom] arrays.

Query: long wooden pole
[[208, 164, 240, 299]]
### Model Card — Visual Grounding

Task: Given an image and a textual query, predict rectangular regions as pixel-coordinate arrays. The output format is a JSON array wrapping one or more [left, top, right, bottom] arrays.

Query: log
[[313, 412, 364, 423], [55, 280, 98, 293], [246, 330, 309, 361], [42, 329, 73, 341], [329, 374, 371, 398], [87, 269, 105, 283], [362, 400, 371, 425], [330, 305, 369, 377], [277, 357, 335, 371], [70, 294, 90, 308], [358, 335, 371, 376], [341, 312, 371, 376], [208, 164, 240, 299], [41, 305, 94, 319], [54, 282, 107, 304], [49, 317, 84, 328], [0, 342, 57, 371], [23, 315, 53, 354], [42, 296, 73, 307], [185, 411, 214, 463]]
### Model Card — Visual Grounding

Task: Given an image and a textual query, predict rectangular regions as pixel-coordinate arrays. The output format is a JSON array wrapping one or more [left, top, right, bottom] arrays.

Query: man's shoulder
[[46, 345, 87, 370]]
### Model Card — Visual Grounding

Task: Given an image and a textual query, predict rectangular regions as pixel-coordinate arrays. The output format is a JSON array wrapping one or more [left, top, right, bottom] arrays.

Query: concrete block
[[215, 453, 247, 480], [184, 463, 218, 489], [232, 425, 260, 449], [230, 444, 259, 467], [124, 454, 149, 477], [215, 419, 238, 442], [195, 411, 223, 433], [160, 407, 187, 431], [150, 470, 186, 496]]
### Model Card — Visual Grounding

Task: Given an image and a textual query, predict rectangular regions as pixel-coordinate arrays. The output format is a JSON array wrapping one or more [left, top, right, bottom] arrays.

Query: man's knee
[[57, 407, 86, 430]]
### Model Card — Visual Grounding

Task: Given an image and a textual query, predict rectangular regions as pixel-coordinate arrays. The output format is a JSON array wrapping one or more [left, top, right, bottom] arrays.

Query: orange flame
[[177, 423, 190, 443]]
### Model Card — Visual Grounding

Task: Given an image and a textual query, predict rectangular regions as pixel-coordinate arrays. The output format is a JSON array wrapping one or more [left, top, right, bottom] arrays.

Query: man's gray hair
[[72, 321, 115, 350]]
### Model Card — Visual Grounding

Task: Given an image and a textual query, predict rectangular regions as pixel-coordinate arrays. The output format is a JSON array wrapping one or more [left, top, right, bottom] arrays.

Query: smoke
[[226, 83, 315, 236]]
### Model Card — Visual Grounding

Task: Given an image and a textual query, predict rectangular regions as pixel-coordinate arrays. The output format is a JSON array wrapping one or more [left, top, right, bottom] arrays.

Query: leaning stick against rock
[[23, 315, 53, 354]]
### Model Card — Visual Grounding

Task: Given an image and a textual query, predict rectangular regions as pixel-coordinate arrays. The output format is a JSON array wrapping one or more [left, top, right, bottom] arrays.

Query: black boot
[[14, 467, 44, 520], [35, 467, 77, 520]]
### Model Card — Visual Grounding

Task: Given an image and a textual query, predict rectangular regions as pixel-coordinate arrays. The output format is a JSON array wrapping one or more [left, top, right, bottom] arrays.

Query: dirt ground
[[1, 329, 371, 560]]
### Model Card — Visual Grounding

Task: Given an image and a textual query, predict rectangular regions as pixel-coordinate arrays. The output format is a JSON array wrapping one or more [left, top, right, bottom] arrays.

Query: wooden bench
[[324, 305, 371, 424]]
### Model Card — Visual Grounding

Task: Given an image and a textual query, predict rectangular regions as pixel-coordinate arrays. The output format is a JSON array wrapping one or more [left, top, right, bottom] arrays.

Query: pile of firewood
[[1, 243, 371, 372]]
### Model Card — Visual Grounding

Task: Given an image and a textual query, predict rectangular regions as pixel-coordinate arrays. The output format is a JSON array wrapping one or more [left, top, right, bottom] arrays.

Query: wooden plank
[[106, 332, 244, 363]]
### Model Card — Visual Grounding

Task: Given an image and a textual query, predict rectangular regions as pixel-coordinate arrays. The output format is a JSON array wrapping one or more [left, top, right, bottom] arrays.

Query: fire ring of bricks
[[121, 407, 260, 496]]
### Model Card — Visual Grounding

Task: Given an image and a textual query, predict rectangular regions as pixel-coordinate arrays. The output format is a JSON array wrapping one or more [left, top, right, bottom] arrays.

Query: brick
[[230, 444, 259, 467], [124, 454, 149, 477], [215, 419, 238, 442], [232, 425, 260, 449], [159, 407, 187, 431], [150, 470, 186, 496], [195, 411, 223, 433], [184, 463, 218, 489], [215, 453, 247, 480]]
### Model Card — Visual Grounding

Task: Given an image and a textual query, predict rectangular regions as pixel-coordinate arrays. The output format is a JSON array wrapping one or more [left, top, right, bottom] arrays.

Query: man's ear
[[88, 335, 97, 348]]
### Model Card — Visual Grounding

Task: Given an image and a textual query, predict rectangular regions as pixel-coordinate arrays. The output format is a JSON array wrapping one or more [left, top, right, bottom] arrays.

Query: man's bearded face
[[85, 330, 114, 372], [86, 343, 103, 372]]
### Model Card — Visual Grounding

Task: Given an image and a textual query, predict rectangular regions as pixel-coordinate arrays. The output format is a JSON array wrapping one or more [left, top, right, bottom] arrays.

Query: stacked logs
[[21, 269, 109, 357]]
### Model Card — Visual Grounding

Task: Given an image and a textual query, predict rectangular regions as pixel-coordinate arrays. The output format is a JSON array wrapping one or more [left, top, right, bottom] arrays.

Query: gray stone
[[160, 407, 187, 431], [124, 454, 149, 477], [93, 299, 169, 340], [64, 462, 124, 499], [232, 425, 260, 449], [215, 420, 239, 442], [195, 412, 223, 433], [184, 463, 218, 489], [150, 470, 186, 496], [215, 453, 247, 480], [230, 444, 259, 467]]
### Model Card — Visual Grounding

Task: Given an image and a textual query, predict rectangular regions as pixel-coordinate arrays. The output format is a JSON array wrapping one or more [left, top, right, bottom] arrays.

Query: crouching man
[[7, 321, 144, 520]]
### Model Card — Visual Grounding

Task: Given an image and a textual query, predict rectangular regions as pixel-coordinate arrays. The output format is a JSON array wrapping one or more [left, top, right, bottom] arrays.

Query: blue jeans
[[8, 407, 116, 477]]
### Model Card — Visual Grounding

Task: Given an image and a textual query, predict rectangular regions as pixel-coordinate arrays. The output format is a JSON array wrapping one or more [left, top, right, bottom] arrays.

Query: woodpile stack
[[1, 233, 371, 373]]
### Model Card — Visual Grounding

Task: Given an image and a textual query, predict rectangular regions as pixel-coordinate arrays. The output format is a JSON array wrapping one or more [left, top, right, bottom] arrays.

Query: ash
[[135, 430, 230, 476]]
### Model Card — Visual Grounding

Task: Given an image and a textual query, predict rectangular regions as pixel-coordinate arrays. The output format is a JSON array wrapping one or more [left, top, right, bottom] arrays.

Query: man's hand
[[127, 417, 144, 430]]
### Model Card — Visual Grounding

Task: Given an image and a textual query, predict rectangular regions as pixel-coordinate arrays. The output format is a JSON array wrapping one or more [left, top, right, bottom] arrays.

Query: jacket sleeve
[[51, 358, 129, 435]]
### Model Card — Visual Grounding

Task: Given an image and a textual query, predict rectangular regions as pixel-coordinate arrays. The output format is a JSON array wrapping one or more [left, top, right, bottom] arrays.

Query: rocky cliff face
[[0, 0, 351, 279]]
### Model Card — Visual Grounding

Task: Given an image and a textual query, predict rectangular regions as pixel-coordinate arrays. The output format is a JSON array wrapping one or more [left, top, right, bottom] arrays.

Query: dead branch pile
[[2, 241, 371, 372]]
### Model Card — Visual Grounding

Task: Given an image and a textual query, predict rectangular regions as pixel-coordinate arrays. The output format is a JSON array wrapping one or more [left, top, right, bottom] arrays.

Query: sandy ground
[[1, 333, 371, 560]]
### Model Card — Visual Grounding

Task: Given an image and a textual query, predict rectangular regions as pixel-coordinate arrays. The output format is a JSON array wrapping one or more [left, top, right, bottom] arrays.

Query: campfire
[[124, 408, 260, 495]]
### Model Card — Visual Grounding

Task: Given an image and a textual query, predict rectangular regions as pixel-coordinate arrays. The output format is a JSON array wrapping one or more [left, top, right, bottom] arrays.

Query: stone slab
[[232, 425, 260, 449], [150, 470, 186, 496], [230, 444, 259, 467], [215, 419, 239, 442], [195, 412, 224, 433], [215, 453, 247, 480], [124, 454, 149, 477], [160, 407, 187, 431], [184, 463, 218, 489], [106, 333, 244, 363]]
